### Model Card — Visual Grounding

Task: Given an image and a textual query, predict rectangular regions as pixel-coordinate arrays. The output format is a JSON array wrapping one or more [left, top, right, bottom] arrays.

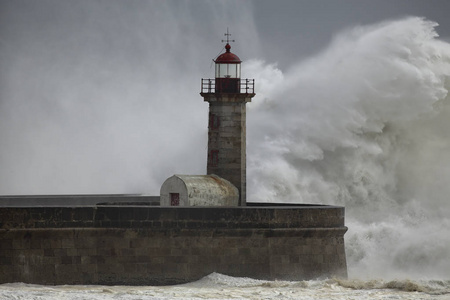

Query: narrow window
[[209, 150, 219, 167], [170, 193, 180, 206], [209, 113, 220, 130]]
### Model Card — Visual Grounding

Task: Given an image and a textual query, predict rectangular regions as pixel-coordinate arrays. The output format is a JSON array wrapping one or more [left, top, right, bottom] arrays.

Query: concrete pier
[[0, 200, 347, 285]]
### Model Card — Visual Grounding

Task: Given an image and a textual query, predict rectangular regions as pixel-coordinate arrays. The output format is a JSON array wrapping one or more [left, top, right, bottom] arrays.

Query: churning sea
[[1, 273, 449, 300]]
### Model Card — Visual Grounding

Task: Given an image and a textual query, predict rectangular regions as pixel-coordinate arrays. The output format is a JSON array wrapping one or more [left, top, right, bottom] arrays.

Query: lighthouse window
[[209, 150, 219, 166], [228, 64, 238, 78], [216, 63, 239, 78], [209, 113, 220, 129]]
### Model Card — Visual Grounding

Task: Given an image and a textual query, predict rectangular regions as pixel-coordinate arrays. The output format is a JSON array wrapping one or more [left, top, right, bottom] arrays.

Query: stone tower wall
[[203, 94, 253, 205]]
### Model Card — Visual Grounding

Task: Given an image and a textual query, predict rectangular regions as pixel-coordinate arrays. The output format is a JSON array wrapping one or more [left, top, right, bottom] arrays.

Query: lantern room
[[215, 44, 241, 78], [214, 43, 241, 93]]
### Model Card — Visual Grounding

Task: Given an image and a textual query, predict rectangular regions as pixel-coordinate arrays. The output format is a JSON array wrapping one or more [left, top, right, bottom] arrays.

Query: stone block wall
[[203, 93, 254, 206], [0, 205, 347, 285]]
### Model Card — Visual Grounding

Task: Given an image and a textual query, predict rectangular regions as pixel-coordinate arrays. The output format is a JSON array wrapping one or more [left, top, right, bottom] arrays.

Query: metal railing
[[201, 79, 255, 94], [201, 79, 215, 93], [240, 79, 255, 94]]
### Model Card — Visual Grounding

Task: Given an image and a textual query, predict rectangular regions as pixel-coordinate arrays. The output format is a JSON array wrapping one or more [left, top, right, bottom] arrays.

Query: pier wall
[[0, 204, 347, 285]]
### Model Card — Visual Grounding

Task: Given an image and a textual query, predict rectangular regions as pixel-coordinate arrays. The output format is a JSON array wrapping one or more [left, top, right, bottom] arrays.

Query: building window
[[209, 150, 219, 167], [209, 113, 220, 130], [170, 193, 180, 206]]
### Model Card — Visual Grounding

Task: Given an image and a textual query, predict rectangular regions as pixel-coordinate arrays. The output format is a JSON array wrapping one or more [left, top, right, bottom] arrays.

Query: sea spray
[[246, 17, 450, 279]]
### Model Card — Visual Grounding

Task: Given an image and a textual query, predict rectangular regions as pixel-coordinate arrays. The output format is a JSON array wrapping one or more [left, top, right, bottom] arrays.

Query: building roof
[[175, 174, 238, 197]]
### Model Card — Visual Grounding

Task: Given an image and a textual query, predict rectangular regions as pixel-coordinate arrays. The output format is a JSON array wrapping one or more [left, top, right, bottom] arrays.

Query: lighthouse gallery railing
[[201, 79, 255, 94]]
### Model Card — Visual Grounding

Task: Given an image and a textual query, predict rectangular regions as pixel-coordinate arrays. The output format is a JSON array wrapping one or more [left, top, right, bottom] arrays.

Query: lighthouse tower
[[200, 32, 255, 206]]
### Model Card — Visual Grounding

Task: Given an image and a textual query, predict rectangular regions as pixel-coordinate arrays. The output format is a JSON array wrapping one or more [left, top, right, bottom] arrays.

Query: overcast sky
[[252, 0, 450, 68], [1, 0, 450, 195], [2, 1, 450, 77]]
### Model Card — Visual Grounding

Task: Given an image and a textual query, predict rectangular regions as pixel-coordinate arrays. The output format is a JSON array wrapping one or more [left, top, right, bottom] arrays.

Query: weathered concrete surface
[[160, 175, 239, 207], [0, 205, 347, 285]]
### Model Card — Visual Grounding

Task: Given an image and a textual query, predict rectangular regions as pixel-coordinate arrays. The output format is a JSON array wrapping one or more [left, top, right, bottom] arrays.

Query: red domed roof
[[214, 43, 241, 63]]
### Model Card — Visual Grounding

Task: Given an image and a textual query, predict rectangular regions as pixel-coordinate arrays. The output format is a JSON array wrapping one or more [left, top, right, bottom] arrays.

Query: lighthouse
[[200, 31, 255, 206]]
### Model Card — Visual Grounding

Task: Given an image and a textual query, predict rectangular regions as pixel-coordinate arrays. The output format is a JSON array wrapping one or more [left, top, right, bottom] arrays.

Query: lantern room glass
[[215, 63, 241, 78]]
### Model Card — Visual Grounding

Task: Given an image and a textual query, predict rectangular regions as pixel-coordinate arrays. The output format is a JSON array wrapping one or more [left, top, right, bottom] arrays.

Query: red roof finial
[[221, 28, 235, 48]]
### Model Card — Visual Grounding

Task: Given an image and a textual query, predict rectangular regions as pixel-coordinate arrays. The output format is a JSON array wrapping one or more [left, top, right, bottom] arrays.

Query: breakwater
[[0, 201, 347, 285]]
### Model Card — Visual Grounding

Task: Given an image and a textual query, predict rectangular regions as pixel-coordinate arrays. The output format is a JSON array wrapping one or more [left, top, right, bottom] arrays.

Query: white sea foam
[[1, 274, 449, 299], [246, 17, 450, 280]]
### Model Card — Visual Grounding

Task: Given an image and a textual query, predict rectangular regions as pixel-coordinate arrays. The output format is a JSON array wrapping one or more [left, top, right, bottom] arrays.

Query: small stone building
[[160, 174, 239, 207]]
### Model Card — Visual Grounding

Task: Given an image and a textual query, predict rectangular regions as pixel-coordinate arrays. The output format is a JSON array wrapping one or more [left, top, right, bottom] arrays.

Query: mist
[[1, 2, 450, 280], [0, 0, 260, 195]]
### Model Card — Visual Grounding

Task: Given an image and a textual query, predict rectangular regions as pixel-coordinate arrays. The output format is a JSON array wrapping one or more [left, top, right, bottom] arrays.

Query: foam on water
[[1, 274, 449, 299]]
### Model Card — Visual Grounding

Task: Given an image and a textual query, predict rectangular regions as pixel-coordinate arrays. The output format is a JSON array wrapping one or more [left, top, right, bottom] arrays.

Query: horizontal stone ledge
[[202, 95, 254, 103], [0, 220, 345, 230], [0, 227, 348, 239], [0, 206, 345, 230]]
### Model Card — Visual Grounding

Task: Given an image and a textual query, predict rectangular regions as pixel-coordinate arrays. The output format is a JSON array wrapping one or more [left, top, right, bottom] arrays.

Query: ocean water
[[1, 273, 449, 299]]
